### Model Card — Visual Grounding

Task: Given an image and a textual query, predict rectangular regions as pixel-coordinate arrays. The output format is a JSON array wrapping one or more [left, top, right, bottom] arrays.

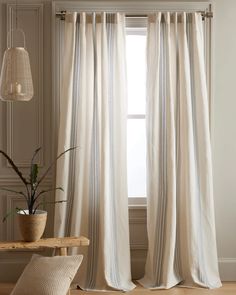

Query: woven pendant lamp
[[0, 29, 34, 101]]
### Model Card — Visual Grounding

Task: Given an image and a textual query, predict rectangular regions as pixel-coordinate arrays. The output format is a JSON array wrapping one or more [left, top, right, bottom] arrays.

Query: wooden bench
[[0, 236, 90, 295]]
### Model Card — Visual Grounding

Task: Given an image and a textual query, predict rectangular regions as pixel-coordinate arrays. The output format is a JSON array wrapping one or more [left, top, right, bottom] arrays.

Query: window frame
[[126, 26, 147, 206]]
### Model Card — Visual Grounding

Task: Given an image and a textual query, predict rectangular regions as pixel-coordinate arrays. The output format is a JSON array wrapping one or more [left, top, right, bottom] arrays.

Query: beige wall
[[0, 0, 236, 282], [212, 0, 236, 279], [0, 0, 54, 282]]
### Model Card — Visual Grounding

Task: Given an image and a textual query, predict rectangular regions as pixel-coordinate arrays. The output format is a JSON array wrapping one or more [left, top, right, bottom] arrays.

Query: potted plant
[[0, 147, 75, 242]]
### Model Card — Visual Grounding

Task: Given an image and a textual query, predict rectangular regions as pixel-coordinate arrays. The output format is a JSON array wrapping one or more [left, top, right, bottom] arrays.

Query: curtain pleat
[[139, 12, 221, 289], [54, 12, 135, 291], [54, 13, 77, 236]]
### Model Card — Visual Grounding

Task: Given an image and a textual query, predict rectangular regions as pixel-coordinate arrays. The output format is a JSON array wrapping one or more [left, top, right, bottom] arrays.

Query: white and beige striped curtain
[[139, 12, 221, 289], [54, 10, 221, 292], [54, 12, 135, 291]]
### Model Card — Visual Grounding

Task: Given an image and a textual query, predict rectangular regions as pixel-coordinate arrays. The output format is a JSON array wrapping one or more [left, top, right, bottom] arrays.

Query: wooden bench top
[[0, 236, 89, 250]]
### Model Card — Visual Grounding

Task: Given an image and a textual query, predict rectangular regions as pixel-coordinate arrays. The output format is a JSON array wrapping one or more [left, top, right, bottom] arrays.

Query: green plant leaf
[[0, 187, 27, 198], [0, 187, 28, 203], [33, 187, 64, 204], [30, 163, 38, 185], [0, 150, 29, 186], [31, 147, 42, 166], [30, 147, 41, 184], [0, 147, 74, 215], [36, 147, 77, 188], [33, 200, 67, 214], [2, 207, 22, 222]]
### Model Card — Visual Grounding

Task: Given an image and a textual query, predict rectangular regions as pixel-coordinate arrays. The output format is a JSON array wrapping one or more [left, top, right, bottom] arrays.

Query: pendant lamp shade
[[0, 30, 34, 101]]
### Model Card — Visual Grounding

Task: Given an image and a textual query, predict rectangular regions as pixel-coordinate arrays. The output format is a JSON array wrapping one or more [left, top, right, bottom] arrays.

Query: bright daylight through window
[[126, 30, 147, 203]]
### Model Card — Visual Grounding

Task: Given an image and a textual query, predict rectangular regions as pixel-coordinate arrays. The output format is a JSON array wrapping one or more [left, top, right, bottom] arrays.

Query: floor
[[0, 283, 236, 295]]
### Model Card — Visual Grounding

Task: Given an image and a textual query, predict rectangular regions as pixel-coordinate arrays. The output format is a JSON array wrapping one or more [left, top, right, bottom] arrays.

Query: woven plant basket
[[17, 210, 47, 242]]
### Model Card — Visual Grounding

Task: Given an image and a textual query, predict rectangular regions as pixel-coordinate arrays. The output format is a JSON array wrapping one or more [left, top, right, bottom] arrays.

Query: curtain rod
[[56, 10, 213, 21]]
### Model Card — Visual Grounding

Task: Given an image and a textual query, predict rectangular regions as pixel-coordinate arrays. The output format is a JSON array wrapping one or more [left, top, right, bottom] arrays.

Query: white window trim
[[129, 197, 147, 208], [126, 28, 146, 206], [128, 115, 145, 119], [52, 1, 213, 208]]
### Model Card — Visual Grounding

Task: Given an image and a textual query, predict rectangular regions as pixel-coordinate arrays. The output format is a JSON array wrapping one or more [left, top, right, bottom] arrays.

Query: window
[[126, 26, 147, 206]]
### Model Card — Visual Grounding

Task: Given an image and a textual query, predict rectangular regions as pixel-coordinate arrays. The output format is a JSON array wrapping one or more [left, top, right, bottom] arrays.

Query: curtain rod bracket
[[56, 10, 213, 21], [200, 11, 213, 21], [56, 10, 66, 20]]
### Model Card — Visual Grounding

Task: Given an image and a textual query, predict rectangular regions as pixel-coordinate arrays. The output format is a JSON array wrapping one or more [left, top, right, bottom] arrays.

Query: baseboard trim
[[131, 256, 146, 280], [0, 257, 235, 282], [0, 258, 29, 282], [131, 257, 236, 281], [218, 258, 236, 281]]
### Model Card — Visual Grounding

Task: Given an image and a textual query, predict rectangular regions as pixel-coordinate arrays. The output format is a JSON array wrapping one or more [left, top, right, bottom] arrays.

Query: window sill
[[128, 204, 147, 210], [128, 197, 147, 209]]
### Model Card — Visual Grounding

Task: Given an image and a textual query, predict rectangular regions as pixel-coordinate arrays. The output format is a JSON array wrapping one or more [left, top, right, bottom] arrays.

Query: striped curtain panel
[[139, 12, 222, 289], [54, 12, 135, 291]]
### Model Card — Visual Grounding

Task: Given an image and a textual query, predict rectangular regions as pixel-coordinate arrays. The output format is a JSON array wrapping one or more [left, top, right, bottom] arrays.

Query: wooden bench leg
[[59, 248, 70, 295], [59, 247, 67, 256]]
